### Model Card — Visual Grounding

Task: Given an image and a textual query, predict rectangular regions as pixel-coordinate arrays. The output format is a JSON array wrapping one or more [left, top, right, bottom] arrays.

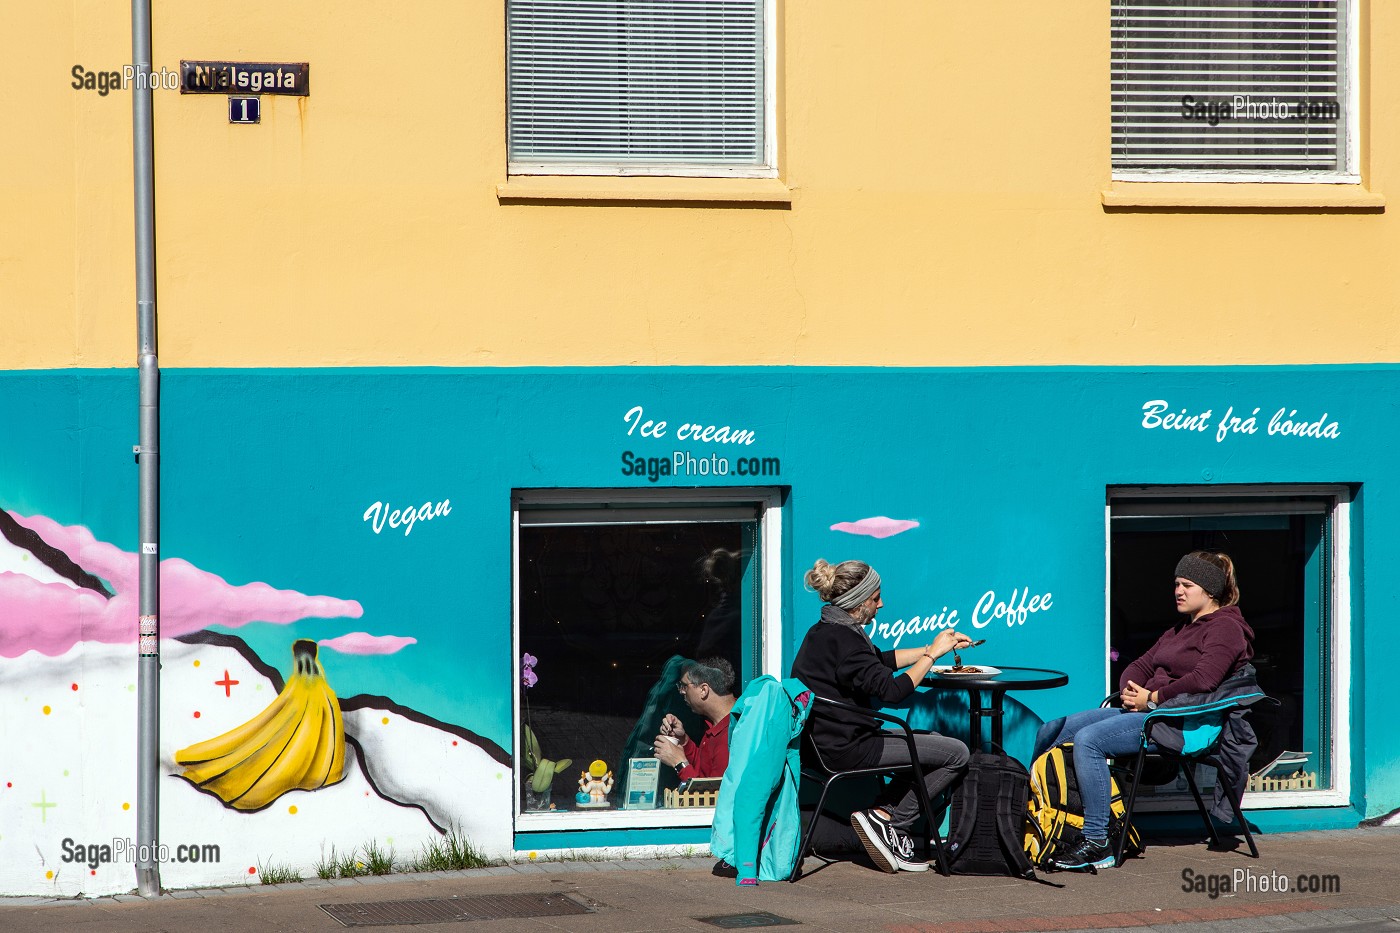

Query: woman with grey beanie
[[1032, 550, 1255, 872], [790, 558, 972, 874]]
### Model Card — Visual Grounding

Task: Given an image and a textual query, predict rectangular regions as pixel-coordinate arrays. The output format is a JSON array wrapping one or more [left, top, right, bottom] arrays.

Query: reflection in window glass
[[518, 519, 758, 815]]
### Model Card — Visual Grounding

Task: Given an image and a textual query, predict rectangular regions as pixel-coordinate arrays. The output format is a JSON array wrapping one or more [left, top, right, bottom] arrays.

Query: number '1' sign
[[229, 96, 260, 125]]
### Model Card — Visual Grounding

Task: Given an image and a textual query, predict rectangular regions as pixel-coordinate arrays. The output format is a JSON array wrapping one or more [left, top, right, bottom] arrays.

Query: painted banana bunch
[[174, 639, 346, 810]]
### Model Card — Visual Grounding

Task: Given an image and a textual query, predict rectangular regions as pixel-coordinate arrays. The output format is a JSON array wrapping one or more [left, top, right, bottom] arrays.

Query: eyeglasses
[[676, 680, 694, 694]]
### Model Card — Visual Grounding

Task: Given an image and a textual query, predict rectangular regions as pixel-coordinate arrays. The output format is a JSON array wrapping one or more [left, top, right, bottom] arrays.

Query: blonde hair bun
[[804, 559, 838, 601]]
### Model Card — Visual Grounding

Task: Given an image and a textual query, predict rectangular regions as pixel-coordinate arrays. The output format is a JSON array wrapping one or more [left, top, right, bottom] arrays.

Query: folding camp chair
[[1102, 691, 1271, 866], [789, 696, 950, 881]]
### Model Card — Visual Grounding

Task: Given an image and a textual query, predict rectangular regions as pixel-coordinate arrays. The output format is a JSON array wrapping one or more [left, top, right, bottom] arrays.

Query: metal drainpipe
[[131, 0, 161, 898]]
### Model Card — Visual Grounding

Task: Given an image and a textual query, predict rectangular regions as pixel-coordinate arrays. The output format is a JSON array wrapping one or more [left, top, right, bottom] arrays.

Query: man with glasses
[[652, 657, 738, 781]]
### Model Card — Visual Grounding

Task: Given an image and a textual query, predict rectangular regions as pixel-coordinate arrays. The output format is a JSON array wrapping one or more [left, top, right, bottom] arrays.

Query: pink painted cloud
[[0, 510, 362, 659], [319, 633, 417, 655], [829, 516, 921, 539]]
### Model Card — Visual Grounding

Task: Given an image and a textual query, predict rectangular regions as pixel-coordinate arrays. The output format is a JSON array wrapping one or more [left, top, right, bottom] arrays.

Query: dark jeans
[[871, 732, 970, 831]]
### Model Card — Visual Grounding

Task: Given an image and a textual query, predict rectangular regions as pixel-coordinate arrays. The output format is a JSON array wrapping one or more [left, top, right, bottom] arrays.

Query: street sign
[[181, 61, 308, 96]]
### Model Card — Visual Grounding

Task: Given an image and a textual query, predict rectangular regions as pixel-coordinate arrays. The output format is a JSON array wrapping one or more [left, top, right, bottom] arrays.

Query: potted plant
[[522, 724, 572, 810], [521, 652, 571, 810]]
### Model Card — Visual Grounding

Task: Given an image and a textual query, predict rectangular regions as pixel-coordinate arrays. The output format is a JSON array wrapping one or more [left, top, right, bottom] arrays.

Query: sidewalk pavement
[[0, 826, 1396, 933]]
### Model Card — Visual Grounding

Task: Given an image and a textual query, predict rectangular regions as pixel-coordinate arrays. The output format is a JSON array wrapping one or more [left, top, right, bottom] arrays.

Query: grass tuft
[[406, 825, 494, 872], [314, 845, 338, 880], [362, 839, 396, 876], [257, 860, 302, 885], [336, 848, 369, 878]]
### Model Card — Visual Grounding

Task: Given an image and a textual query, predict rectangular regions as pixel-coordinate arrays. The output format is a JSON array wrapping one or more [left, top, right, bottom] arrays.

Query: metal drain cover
[[320, 892, 594, 927], [695, 912, 801, 929]]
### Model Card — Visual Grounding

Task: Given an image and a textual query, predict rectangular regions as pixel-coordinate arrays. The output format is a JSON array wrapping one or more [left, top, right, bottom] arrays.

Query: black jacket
[[790, 610, 917, 769], [1148, 663, 1266, 823]]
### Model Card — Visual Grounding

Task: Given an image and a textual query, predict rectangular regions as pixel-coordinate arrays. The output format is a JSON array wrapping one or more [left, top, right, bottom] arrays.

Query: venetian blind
[[508, 0, 766, 171], [1112, 0, 1346, 174]]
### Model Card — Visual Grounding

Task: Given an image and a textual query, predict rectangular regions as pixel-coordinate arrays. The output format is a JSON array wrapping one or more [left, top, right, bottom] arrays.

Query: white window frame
[[1111, 0, 1361, 184], [1104, 484, 1352, 811], [511, 486, 784, 831], [507, 0, 778, 178]]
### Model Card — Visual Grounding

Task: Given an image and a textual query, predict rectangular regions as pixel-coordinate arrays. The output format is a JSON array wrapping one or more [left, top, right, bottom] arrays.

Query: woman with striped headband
[[791, 558, 973, 874], [1032, 550, 1255, 872]]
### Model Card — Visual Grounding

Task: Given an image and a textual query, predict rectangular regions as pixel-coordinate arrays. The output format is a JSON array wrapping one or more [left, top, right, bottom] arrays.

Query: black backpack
[[945, 752, 1044, 881]]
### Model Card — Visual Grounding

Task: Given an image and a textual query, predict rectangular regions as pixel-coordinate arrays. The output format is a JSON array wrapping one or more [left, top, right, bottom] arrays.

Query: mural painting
[[0, 507, 510, 896]]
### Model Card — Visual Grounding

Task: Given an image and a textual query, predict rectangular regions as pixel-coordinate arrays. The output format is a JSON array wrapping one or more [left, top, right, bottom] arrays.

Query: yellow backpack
[[1024, 741, 1142, 867]]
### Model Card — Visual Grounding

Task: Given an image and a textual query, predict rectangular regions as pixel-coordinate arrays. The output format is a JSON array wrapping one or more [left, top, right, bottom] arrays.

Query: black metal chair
[[1101, 691, 1273, 866], [789, 696, 950, 881]]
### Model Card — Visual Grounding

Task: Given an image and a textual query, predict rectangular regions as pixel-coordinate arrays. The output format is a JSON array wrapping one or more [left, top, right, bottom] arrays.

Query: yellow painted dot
[[381, 717, 389, 725], [127, 685, 136, 692], [45, 871, 53, 880], [42, 706, 51, 716], [528, 851, 538, 860], [287, 805, 298, 815], [62, 770, 69, 777], [193, 660, 201, 668], [122, 802, 130, 811]]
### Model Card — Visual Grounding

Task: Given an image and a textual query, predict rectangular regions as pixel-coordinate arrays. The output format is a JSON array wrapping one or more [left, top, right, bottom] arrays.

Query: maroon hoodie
[[1118, 604, 1255, 704]]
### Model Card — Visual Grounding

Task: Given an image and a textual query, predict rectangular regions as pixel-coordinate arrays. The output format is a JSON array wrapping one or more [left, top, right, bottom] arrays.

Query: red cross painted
[[215, 670, 240, 697]]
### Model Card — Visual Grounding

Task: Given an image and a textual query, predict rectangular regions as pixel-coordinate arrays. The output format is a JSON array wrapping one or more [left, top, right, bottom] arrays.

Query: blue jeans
[[1034, 707, 1148, 839]]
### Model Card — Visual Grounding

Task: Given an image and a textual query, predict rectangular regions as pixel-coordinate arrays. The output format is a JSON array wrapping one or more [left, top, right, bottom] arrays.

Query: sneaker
[[850, 809, 929, 873], [1050, 836, 1116, 872], [711, 859, 738, 879]]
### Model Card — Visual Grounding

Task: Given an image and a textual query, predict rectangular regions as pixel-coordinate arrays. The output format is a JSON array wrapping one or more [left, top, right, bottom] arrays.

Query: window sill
[[1102, 183, 1385, 211], [496, 176, 793, 205], [514, 807, 713, 832]]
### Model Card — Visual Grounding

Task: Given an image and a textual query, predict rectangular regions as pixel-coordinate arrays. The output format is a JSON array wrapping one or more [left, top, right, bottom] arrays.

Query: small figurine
[[575, 759, 614, 808]]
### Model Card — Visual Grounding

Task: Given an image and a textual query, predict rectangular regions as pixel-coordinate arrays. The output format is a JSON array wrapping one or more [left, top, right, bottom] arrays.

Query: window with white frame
[[512, 488, 782, 829], [506, 0, 774, 177], [1112, 0, 1357, 181], [1107, 485, 1352, 810]]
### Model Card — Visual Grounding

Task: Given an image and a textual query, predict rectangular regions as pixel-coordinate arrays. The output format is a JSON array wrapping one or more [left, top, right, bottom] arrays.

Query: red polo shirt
[[679, 715, 731, 781]]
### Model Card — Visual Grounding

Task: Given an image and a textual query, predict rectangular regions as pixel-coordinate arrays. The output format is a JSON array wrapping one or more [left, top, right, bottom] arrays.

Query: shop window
[[513, 488, 782, 829], [1111, 0, 1358, 181], [506, 0, 775, 177], [1108, 485, 1352, 809]]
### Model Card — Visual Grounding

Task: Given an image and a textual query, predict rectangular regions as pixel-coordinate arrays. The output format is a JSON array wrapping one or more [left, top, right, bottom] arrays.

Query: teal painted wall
[[1, 366, 1392, 839]]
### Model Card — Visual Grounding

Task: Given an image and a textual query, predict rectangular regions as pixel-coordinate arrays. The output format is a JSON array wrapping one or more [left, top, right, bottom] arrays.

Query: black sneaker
[[711, 860, 738, 878], [850, 809, 928, 873], [1050, 836, 1115, 872]]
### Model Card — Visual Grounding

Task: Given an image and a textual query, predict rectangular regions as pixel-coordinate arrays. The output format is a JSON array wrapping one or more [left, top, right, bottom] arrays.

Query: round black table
[[920, 666, 1068, 752]]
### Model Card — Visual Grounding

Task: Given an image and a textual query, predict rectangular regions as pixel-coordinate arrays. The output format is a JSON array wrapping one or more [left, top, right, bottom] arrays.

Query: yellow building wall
[[3, 1, 1398, 370]]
